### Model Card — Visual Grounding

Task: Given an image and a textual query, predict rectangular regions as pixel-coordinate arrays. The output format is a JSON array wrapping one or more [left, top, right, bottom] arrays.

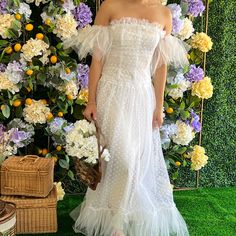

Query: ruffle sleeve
[[63, 25, 111, 62], [151, 33, 190, 76]]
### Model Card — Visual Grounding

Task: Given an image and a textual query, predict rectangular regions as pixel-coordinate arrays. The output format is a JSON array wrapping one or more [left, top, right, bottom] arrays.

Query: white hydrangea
[[0, 72, 19, 94], [172, 120, 195, 146], [161, 0, 168, 5], [39, 49, 51, 65], [5, 62, 24, 84], [178, 18, 195, 40], [17, 3, 32, 19], [62, 0, 76, 12], [23, 100, 51, 124], [65, 119, 110, 164], [21, 38, 50, 62], [54, 182, 65, 201], [58, 80, 78, 99], [167, 70, 191, 99], [53, 13, 77, 40], [25, 0, 50, 6], [0, 14, 15, 39], [41, 12, 55, 24], [160, 123, 178, 149]]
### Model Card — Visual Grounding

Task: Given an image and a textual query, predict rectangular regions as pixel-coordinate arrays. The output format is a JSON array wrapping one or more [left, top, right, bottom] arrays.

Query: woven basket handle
[[19, 155, 40, 164], [93, 120, 107, 170]]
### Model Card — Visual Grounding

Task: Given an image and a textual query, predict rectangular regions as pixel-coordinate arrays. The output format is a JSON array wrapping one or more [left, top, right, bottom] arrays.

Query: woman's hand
[[83, 103, 97, 121], [152, 109, 164, 129]]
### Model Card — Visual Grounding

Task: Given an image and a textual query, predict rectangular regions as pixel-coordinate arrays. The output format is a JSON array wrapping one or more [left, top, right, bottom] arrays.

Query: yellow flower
[[188, 145, 208, 171], [190, 32, 213, 52], [54, 182, 65, 201], [78, 89, 89, 103], [0, 14, 15, 39], [192, 76, 213, 99]]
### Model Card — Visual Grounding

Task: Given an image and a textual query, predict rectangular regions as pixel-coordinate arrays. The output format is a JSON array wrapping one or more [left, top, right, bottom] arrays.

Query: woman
[[64, 0, 190, 235]]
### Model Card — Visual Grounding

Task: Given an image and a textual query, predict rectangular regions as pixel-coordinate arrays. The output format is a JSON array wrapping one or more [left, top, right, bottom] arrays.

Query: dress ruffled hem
[[71, 201, 189, 236]]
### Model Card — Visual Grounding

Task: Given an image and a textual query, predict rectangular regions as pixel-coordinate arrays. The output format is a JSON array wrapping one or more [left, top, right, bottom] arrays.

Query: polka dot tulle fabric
[[65, 18, 190, 236]]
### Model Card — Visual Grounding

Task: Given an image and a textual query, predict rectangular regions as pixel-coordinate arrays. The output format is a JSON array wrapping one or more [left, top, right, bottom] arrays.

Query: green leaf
[[182, 159, 187, 167], [68, 170, 75, 180], [0, 40, 8, 47], [2, 105, 10, 118], [176, 147, 187, 155], [172, 171, 179, 180], [59, 159, 69, 170], [179, 101, 185, 110], [181, 111, 190, 120]]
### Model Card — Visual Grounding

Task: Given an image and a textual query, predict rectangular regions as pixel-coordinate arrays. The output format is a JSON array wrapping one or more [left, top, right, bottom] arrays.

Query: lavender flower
[[10, 128, 31, 148], [190, 111, 201, 132], [5, 61, 24, 84], [185, 64, 204, 82], [0, 0, 7, 14], [167, 4, 184, 35], [172, 18, 184, 35], [182, 0, 205, 17], [167, 4, 182, 18], [63, 123, 74, 133], [73, 3, 93, 29], [0, 63, 6, 72], [77, 63, 89, 88], [49, 118, 66, 134]]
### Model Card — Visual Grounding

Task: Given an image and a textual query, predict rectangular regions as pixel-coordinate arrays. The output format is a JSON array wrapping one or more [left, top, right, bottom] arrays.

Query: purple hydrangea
[[73, 3, 93, 29], [77, 63, 89, 89], [10, 128, 31, 148], [0, 0, 7, 14], [49, 118, 66, 134], [183, 0, 205, 17], [172, 18, 184, 35], [5, 61, 24, 84], [190, 111, 201, 132], [185, 64, 204, 82], [0, 63, 6, 72], [167, 4, 182, 18], [63, 123, 74, 133], [167, 4, 184, 35]]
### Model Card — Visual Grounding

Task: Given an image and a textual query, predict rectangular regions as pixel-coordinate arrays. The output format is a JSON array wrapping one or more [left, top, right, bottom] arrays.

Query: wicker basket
[[0, 186, 57, 234], [0, 155, 54, 197], [0, 201, 16, 236]]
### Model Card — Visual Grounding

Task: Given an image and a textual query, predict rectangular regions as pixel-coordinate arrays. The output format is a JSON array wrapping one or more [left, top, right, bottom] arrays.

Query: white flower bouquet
[[65, 119, 110, 190]]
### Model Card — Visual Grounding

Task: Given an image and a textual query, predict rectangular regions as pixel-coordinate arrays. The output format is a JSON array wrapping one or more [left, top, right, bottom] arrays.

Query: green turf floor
[[23, 187, 236, 236]]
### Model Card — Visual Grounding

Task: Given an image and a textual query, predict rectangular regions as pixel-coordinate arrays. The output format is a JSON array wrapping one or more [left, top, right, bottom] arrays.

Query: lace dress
[[64, 17, 190, 236]]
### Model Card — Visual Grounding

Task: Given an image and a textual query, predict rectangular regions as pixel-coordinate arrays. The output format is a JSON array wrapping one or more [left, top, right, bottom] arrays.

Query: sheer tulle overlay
[[64, 18, 190, 236]]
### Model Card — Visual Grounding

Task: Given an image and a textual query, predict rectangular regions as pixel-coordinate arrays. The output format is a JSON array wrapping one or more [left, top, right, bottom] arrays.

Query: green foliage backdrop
[[200, 0, 236, 187]]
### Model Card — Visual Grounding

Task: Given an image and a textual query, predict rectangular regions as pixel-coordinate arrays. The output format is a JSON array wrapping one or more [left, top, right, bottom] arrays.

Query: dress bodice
[[102, 18, 165, 83], [63, 17, 190, 83]]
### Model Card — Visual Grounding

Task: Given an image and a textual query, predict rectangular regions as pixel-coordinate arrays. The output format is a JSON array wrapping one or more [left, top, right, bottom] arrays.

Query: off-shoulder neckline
[[109, 17, 165, 30]]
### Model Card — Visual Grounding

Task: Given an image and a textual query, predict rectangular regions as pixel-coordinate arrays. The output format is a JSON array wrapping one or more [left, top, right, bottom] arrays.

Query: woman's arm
[[152, 8, 172, 128], [83, 2, 110, 121]]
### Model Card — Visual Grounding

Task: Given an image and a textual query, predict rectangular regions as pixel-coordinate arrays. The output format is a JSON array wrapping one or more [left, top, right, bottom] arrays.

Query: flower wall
[[0, 0, 214, 190]]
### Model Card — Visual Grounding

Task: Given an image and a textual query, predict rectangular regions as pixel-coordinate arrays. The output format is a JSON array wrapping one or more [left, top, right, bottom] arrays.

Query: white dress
[[64, 17, 190, 236]]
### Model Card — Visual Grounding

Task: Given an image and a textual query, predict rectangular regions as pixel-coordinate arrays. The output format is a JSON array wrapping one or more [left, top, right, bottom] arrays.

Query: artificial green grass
[[22, 187, 236, 236]]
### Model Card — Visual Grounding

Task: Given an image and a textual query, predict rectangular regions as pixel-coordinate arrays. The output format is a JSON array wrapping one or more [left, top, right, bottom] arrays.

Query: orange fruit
[[15, 13, 22, 21], [13, 99, 22, 107], [47, 112, 53, 120], [25, 23, 34, 31], [67, 94, 74, 100], [36, 33, 44, 40], [65, 67, 71, 74], [175, 161, 181, 167], [50, 55, 58, 64], [25, 98, 33, 105], [26, 69, 33, 76], [166, 107, 174, 114], [53, 156, 58, 163], [56, 146, 62, 151], [45, 18, 51, 26], [1, 105, 5, 110], [57, 111, 63, 117], [41, 99, 47, 105], [14, 43, 21, 52], [42, 148, 48, 156], [5, 46, 13, 54]]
